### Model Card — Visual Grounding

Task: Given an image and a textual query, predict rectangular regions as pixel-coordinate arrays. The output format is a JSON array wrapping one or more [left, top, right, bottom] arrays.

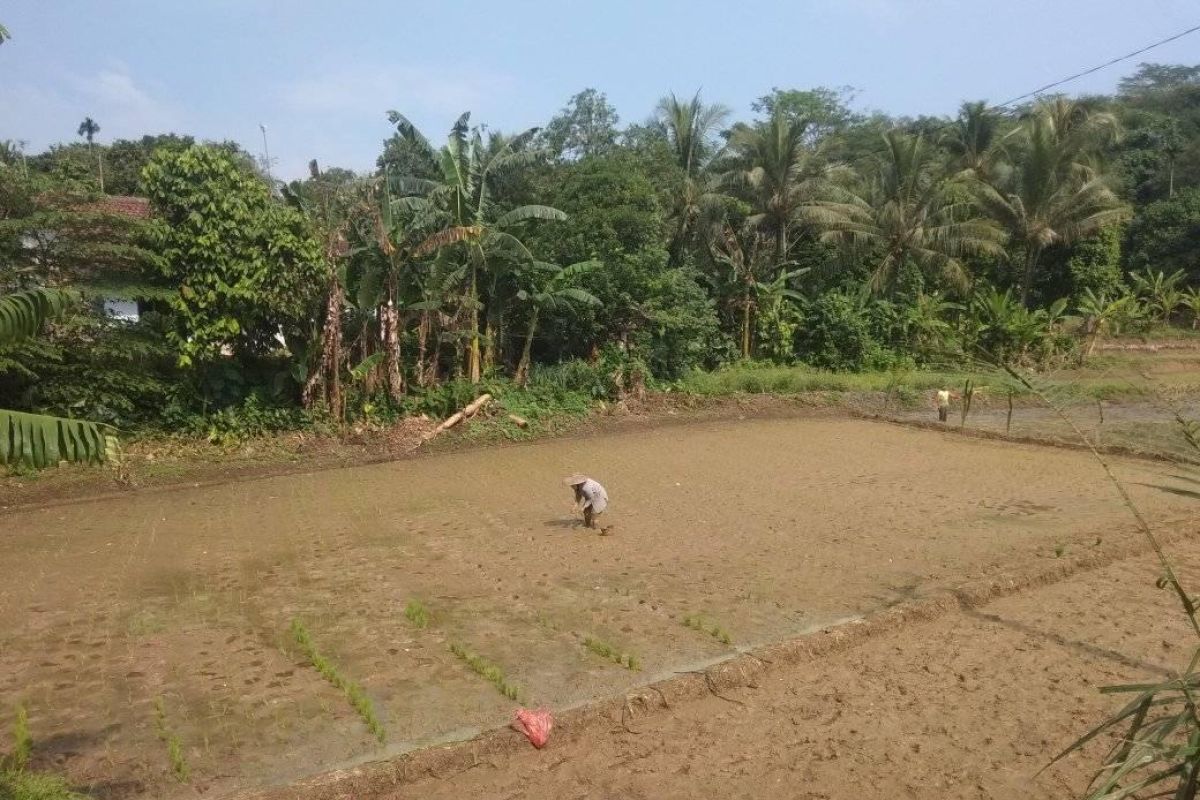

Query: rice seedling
[[582, 635, 641, 671], [448, 642, 520, 700], [683, 614, 733, 645], [290, 619, 386, 743], [7, 703, 30, 772], [404, 599, 430, 629], [152, 697, 190, 784]]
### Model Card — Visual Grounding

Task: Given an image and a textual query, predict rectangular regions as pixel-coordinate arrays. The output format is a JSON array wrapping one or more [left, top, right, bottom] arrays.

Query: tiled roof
[[90, 195, 152, 218]]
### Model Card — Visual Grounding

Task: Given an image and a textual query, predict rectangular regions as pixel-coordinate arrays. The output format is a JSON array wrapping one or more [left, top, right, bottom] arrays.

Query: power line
[[996, 22, 1200, 107]]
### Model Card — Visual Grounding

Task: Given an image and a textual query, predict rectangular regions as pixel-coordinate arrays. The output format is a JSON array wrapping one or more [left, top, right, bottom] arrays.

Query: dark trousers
[[938, 407, 949, 422]]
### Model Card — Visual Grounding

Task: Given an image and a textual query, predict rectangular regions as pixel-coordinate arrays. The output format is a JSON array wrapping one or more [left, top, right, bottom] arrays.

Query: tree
[[76, 117, 104, 193], [1077, 288, 1141, 358], [811, 130, 1006, 294], [281, 160, 366, 416], [542, 89, 620, 161], [973, 99, 1129, 306], [1125, 188, 1200, 283], [750, 86, 859, 145], [0, 23, 10, 45], [388, 111, 565, 383], [1130, 267, 1186, 322], [513, 260, 601, 385], [724, 108, 845, 265], [656, 91, 731, 263], [0, 289, 111, 468], [944, 101, 1014, 182], [141, 145, 323, 369]]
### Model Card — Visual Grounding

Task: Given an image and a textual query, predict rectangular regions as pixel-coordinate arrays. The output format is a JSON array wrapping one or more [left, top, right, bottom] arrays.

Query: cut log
[[463, 393, 493, 417], [421, 394, 493, 441], [508, 413, 528, 429]]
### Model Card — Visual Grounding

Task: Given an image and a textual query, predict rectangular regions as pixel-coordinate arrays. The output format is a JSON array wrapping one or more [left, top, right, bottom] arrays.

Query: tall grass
[[7, 704, 30, 772], [683, 614, 733, 645], [290, 619, 386, 743], [404, 599, 430, 629], [676, 361, 1147, 403]]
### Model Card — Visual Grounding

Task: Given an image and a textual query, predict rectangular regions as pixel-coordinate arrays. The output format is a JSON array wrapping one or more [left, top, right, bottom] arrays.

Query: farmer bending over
[[563, 474, 608, 530]]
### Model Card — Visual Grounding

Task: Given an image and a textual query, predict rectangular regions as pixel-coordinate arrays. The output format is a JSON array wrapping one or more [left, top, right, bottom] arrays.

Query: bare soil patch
[[3, 416, 1198, 797]]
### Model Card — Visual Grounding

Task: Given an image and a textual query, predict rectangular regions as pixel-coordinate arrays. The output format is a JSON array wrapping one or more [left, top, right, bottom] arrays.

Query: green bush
[[798, 292, 894, 372]]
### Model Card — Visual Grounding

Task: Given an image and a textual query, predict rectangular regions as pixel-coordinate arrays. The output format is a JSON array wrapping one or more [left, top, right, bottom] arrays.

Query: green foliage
[[1125, 188, 1200, 283], [141, 145, 323, 366], [0, 290, 75, 344], [0, 409, 110, 469], [403, 600, 430, 629], [0, 771, 83, 800], [6, 704, 30, 773], [798, 292, 892, 371], [448, 642, 520, 700], [1067, 225, 1125, 300], [290, 619, 386, 743]]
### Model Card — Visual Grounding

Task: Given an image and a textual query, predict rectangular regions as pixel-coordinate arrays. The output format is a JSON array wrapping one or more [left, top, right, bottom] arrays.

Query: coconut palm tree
[[943, 101, 1013, 182], [809, 130, 1006, 294], [724, 109, 848, 265], [1182, 287, 1200, 329], [512, 261, 601, 385], [1, 288, 111, 467], [972, 100, 1128, 307], [387, 111, 566, 383], [76, 117, 104, 193], [656, 92, 731, 264]]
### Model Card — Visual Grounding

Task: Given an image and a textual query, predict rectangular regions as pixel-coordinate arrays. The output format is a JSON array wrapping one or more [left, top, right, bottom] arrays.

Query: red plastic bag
[[512, 707, 553, 748]]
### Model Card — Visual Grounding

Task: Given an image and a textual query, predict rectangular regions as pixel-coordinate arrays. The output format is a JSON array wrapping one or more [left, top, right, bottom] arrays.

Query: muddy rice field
[[4, 414, 1200, 798]]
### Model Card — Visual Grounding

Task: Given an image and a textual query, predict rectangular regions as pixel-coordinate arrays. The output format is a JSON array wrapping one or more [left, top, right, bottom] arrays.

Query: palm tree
[[972, 100, 1128, 307], [1, 289, 111, 467], [724, 109, 847, 265], [708, 222, 768, 359], [656, 92, 731, 264], [809, 130, 1006, 294], [77, 117, 104, 193], [513, 261, 601, 385], [943, 101, 1013, 182], [388, 111, 565, 383]]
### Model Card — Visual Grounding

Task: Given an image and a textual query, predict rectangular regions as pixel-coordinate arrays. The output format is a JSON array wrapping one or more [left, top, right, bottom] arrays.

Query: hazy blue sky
[[3, 1, 1198, 179]]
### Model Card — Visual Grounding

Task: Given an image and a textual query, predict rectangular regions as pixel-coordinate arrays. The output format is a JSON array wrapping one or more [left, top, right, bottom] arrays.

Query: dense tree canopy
[[4, 60, 1200, 441]]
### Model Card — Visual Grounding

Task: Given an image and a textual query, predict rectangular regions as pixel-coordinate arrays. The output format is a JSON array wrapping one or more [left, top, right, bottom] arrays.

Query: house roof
[[90, 195, 152, 218]]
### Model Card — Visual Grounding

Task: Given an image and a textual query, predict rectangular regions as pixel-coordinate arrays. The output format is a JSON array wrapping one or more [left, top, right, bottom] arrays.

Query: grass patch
[[290, 619, 386, 743], [582, 635, 640, 671], [0, 770, 83, 800], [7, 704, 31, 772], [448, 642, 520, 700], [675, 361, 1154, 405], [152, 697, 190, 784], [403, 599, 430, 629], [683, 614, 733, 645]]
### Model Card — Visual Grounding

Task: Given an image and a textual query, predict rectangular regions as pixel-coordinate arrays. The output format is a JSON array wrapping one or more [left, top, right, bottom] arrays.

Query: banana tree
[[1077, 288, 1142, 359], [387, 111, 566, 383], [1130, 268, 1186, 323], [1, 288, 112, 467], [1183, 287, 1200, 329], [513, 261, 601, 386]]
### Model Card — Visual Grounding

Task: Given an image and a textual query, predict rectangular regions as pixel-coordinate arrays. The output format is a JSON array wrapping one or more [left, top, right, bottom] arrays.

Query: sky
[[2, 0, 1199, 180]]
